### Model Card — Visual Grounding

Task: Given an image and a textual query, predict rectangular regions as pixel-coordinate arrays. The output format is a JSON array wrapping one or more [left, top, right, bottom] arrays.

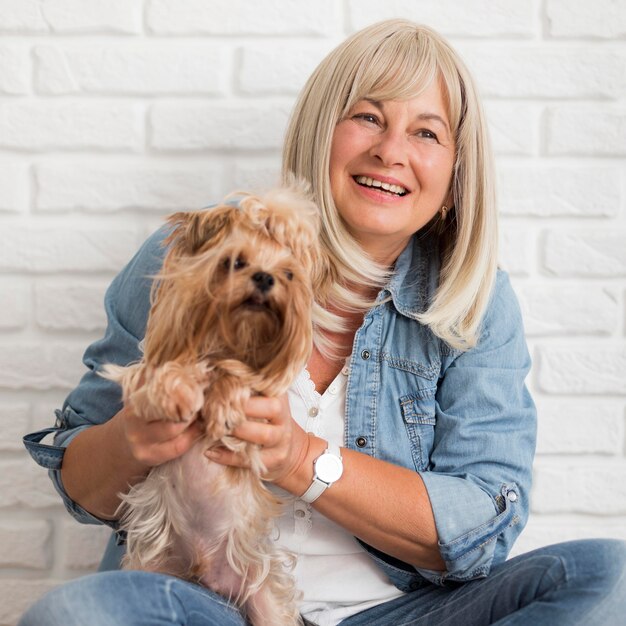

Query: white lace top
[[269, 363, 405, 626]]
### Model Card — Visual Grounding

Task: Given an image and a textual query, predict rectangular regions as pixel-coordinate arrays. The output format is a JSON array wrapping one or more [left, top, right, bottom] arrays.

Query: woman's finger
[[125, 417, 205, 466], [126, 415, 199, 446], [156, 420, 204, 457], [244, 395, 286, 423], [230, 420, 280, 447], [205, 446, 250, 468]]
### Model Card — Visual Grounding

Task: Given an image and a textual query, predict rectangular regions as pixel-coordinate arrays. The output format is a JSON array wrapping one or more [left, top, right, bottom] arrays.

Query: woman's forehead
[[346, 74, 455, 125]]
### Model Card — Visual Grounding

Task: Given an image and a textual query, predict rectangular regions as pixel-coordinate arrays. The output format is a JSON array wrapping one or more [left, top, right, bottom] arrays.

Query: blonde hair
[[282, 19, 498, 350]]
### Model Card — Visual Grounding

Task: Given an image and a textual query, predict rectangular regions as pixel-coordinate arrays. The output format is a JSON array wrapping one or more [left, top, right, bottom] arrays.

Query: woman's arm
[[284, 432, 445, 571], [61, 405, 204, 520], [22, 227, 174, 525], [206, 396, 445, 572]]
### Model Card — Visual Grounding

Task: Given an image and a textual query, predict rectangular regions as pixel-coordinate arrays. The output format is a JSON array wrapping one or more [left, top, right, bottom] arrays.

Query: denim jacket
[[23, 220, 536, 592]]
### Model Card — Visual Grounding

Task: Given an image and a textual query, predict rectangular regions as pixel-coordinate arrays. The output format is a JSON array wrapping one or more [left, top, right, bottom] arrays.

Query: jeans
[[19, 539, 626, 626]]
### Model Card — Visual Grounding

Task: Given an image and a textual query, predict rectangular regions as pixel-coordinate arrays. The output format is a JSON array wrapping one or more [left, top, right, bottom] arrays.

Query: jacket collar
[[382, 230, 440, 320]]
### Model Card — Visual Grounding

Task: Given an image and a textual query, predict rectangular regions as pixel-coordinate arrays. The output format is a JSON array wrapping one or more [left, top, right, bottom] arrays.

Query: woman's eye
[[354, 113, 379, 125], [416, 129, 438, 141]]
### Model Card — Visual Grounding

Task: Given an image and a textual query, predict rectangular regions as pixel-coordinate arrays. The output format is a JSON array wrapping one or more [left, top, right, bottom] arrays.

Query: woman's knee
[[20, 573, 116, 626], [552, 539, 626, 588], [535, 537, 626, 616], [19, 570, 246, 626], [19, 571, 165, 626]]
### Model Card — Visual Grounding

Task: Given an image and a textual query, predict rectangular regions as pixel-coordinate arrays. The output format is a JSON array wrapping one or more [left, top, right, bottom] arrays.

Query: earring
[[441, 205, 448, 220]]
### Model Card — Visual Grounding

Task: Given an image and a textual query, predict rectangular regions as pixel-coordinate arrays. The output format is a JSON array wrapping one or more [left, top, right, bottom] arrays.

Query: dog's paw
[[163, 378, 204, 422], [146, 362, 206, 422]]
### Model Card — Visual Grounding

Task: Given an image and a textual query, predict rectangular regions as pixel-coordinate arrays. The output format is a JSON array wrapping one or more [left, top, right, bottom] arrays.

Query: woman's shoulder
[[489, 269, 522, 316], [123, 225, 171, 277], [100, 224, 174, 342], [478, 268, 526, 346]]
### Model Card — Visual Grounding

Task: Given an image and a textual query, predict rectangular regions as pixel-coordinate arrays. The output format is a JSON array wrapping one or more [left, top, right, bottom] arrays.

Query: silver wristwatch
[[300, 442, 343, 504]]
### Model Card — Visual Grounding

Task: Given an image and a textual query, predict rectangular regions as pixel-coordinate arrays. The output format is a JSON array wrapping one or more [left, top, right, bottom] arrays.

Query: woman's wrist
[[274, 432, 326, 496], [108, 407, 153, 478]]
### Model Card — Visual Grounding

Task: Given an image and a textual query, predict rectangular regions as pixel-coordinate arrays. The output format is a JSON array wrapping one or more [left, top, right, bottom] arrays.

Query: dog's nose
[[252, 271, 275, 293]]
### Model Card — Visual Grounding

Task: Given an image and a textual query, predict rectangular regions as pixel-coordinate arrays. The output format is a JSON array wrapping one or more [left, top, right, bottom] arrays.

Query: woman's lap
[[18, 539, 626, 626], [340, 539, 626, 626], [18, 570, 246, 626]]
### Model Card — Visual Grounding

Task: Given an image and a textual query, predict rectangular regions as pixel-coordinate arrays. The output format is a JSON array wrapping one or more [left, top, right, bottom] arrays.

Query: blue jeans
[[19, 540, 626, 626]]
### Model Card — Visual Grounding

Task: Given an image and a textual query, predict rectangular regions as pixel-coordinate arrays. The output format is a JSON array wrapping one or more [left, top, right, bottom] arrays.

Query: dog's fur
[[105, 187, 324, 626]]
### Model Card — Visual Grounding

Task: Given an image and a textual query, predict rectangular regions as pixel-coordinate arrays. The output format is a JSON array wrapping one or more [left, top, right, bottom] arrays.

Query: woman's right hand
[[117, 404, 205, 468], [60, 403, 203, 521]]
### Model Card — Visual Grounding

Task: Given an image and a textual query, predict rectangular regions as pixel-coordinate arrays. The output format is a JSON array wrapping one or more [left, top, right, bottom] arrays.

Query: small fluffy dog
[[105, 187, 324, 626]]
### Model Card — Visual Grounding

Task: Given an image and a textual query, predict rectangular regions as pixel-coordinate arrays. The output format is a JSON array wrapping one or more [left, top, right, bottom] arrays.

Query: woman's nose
[[369, 129, 409, 168]]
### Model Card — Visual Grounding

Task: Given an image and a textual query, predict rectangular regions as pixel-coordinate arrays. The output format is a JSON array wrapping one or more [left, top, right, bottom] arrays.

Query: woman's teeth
[[354, 176, 407, 196]]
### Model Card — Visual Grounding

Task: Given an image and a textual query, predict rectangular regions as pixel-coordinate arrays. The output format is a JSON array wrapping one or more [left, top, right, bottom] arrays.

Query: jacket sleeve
[[416, 270, 537, 584], [22, 227, 169, 527]]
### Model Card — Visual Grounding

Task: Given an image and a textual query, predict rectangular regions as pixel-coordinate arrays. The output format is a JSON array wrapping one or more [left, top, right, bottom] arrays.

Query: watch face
[[316, 453, 343, 483]]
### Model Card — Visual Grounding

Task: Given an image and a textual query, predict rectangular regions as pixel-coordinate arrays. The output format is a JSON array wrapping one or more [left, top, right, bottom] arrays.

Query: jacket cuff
[[23, 419, 119, 530], [418, 472, 522, 583]]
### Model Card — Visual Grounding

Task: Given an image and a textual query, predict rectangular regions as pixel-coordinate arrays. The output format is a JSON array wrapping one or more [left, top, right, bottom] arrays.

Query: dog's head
[[143, 186, 323, 387]]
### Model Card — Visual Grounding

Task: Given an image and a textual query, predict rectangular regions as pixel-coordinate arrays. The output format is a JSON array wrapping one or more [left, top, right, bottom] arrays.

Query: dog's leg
[[125, 361, 207, 423], [202, 372, 251, 443]]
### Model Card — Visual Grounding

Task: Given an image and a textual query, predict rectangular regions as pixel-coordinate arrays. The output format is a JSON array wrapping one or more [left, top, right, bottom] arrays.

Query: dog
[[104, 186, 325, 626]]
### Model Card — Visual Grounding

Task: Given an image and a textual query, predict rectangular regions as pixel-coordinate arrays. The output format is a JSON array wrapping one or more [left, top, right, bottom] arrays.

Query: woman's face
[[329, 80, 456, 265]]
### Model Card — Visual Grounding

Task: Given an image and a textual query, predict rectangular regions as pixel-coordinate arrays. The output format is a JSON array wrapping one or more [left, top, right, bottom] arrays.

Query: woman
[[21, 19, 626, 626]]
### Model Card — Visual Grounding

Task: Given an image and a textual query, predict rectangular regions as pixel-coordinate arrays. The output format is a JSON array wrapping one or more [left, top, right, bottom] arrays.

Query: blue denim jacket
[[23, 221, 536, 592]]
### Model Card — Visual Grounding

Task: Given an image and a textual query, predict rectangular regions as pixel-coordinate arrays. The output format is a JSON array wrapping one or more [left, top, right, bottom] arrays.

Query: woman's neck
[[307, 291, 376, 393]]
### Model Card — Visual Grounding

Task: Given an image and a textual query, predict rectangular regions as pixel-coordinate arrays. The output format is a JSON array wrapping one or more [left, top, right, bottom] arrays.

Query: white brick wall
[[1, 1, 624, 622]]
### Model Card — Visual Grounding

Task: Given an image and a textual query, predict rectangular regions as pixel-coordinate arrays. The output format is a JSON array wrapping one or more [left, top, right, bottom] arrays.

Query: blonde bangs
[[342, 26, 464, 140]]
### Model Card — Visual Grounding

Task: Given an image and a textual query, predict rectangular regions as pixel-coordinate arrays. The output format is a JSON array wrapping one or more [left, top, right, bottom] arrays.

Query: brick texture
[[35, 161, 222, 213], [546, 0, 626, 38], [1, 2, 625, 624], [547, 106, 626, 156], [35, 44, 227, 95]]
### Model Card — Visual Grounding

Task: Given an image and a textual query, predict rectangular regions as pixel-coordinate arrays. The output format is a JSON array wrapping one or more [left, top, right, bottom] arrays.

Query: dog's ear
[[164, 206, 233, 256], [248, 186, 321, 257]]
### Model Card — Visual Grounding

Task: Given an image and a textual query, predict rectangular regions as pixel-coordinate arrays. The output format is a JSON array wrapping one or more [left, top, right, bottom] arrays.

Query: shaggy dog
[[105, 187, 325, 626]]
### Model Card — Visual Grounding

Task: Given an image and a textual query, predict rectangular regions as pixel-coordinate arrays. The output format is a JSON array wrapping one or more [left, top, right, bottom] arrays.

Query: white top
[[269, 363, 405, 626]]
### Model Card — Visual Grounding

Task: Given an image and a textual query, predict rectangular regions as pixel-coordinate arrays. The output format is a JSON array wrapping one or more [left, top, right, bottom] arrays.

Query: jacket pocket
[[400, 390, 436, 471]]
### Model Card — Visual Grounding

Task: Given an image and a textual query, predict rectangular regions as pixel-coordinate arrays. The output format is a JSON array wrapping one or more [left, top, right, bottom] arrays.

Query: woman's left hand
[[205, 395, 311, 486]]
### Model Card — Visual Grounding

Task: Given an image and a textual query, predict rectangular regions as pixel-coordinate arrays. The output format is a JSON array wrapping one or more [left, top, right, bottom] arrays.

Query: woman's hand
[[61, 404, 205, 521], [205, 395, 311, 486], [118, 405, 206, 469]]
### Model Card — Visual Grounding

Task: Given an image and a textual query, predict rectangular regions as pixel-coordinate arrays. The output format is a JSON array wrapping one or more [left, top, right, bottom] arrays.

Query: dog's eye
[[233, 256, 247, 270], [285, 271, 293, 281], [223, 256, 247, 271]]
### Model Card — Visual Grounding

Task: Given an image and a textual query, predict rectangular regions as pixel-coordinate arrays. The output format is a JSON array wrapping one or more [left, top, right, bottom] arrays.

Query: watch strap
[[300, 477, 327, 504]]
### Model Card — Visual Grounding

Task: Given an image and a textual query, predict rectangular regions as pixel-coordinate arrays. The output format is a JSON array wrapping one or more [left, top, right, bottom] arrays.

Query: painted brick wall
[[1, 1, 625, 623]]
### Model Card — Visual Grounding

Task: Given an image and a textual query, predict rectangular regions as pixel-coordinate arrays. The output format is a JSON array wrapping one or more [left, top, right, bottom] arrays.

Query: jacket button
[[356, 437, 367, 448], [361, 349, 370, 360]]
